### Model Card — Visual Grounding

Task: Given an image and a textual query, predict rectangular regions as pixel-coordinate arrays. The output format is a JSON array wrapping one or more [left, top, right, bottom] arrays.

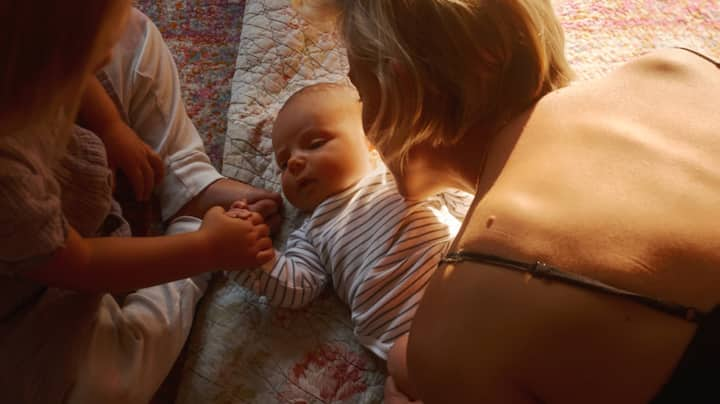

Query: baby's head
[[272, 82, 373, 212], [295, 0, 573, 168]]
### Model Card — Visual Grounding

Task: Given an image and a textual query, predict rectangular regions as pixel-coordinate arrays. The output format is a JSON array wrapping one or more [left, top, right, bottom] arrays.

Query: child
[[230, 82, 471, 401], [0, 2, 280, 403]]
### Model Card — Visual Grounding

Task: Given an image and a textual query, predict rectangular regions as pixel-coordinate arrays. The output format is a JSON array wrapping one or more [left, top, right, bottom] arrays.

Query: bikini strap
[[673, 47, 720, 68], [443, 251, 706, 323]]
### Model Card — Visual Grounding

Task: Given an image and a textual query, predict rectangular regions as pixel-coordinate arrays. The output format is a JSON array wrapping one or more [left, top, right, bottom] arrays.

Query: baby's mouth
[[298, 178, 315, 189]]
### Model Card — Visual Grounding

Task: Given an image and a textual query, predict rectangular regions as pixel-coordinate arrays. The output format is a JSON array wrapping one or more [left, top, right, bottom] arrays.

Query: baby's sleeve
[[235, 223, 328, 308], [438, 189, 474, 220], [0, 169, 68, 274]]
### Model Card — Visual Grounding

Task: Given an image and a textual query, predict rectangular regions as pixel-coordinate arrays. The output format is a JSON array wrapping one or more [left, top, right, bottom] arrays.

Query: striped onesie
[[237, 167, 470, 359]]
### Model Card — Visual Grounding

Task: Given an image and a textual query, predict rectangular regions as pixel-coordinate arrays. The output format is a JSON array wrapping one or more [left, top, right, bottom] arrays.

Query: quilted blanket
[[176, 1, 719, 403]]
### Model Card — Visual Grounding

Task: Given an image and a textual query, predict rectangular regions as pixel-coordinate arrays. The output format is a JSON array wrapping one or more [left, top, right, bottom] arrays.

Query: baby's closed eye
[[308, 137, 328, 149]]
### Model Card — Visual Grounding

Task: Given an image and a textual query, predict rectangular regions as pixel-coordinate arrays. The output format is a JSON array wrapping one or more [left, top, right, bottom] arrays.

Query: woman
[[299, 0, 720, 402]]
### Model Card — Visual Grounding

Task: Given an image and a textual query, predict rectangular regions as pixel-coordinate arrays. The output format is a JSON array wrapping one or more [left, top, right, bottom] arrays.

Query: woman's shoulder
[[542, 48, 719, 106], [532, 47, 720, 131], [630, 48, 718, 68], [615, 48, 719, 80]]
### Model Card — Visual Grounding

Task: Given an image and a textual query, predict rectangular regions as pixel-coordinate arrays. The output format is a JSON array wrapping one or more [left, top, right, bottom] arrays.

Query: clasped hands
[[198, 200, 278, 270]]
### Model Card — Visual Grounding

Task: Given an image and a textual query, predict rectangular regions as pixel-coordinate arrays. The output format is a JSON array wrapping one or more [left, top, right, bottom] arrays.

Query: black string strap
[[442, 251, 706, 323]]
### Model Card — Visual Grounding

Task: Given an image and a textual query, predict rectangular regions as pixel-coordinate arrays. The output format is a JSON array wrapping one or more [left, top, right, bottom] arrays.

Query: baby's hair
[[295, 0, 574, 169], [273, 81, 370, 156], [0, 0, 118, 136], [279, 82, 359, 114]]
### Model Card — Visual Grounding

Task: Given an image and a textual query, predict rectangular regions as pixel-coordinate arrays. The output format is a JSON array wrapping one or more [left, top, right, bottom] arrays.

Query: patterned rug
[[134, 0, 247, 169], [556, 0, 720, 80]]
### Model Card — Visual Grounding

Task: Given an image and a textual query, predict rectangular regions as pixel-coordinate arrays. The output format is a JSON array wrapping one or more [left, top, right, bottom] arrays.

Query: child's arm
[[23, 207, 273, 293], [77, 76, 164, 202], [234, 218, 328, 309]]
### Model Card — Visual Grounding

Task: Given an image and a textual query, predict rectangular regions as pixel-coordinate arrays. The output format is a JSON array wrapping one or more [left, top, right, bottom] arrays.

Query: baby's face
[[272, 88, 373, 212]]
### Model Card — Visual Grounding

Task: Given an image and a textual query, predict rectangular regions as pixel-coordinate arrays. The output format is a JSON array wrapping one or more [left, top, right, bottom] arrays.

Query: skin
[[352, 49, 720, 403], [173, 177, 283, 233], [78, 76, 164, 202], [271, 86, 373, 212]]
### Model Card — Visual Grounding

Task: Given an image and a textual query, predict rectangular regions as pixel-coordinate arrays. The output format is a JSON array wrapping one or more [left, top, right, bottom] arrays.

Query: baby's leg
[[66, 217, 207, 403], [386, 334, 423, 403]]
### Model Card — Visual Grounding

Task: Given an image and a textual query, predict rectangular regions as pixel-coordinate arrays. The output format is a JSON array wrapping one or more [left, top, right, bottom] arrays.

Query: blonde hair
[[0, 0, 118, 143], [295, 0, 573, 166]]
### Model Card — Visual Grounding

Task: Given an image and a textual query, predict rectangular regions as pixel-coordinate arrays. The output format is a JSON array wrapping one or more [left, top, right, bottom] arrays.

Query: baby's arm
[[232, 215, 328, 309], [23, 207, 273, 293], [77, 76, 163, 202]]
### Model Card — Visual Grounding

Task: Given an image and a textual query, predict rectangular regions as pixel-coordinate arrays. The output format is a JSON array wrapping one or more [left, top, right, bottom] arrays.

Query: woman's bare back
[[410, 49, 720, 403], [464, 48, 720, 309]]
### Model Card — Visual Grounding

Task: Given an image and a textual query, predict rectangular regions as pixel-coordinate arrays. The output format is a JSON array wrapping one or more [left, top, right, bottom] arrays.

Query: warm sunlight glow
[[431, 205, 462, 238]]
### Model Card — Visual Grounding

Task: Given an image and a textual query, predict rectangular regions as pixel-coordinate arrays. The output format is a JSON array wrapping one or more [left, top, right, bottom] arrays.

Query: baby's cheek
[[280, 176, 293, 196]]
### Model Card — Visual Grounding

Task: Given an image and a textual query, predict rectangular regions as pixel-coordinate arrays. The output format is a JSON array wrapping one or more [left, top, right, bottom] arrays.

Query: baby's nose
[[288, 157, 305, 175]]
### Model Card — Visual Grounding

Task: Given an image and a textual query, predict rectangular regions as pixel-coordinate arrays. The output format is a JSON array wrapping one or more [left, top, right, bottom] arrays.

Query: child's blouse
[[0, 126, 122, 273], [0, 126, 129, 399]]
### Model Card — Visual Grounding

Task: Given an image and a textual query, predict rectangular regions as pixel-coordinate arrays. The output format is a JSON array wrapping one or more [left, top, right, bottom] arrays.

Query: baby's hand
[[200, 206, 274, 270], [232, 196, 282, 235], [230, 200, 249, 210], [225, 205, 252, 220]]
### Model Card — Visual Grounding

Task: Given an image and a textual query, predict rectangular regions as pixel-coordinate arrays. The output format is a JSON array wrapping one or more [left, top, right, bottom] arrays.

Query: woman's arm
[[23, 206, 273, 293]]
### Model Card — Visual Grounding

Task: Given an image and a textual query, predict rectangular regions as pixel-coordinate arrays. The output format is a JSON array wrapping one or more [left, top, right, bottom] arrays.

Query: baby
[[231, 82, 470, 399]]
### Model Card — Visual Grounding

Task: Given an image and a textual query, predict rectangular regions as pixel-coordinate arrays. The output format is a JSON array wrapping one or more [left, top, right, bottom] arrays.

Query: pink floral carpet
[[134, 0, 246, 169]]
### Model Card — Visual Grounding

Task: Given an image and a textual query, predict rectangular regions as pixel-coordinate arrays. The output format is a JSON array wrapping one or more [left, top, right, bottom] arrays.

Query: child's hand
[[200, 206, 274, 269], [102, 121, 164, 202]]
